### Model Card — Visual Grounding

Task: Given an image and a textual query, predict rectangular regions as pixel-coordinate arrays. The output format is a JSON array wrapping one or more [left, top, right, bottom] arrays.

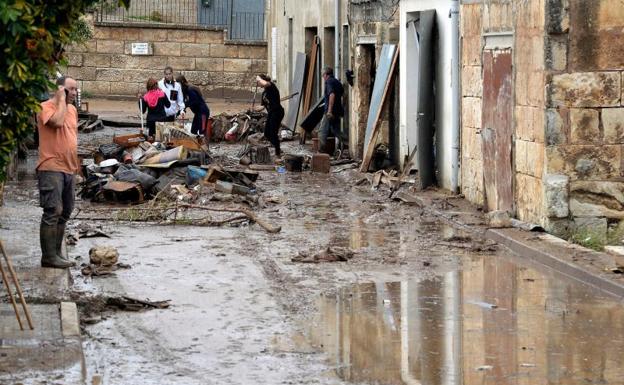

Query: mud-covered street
[[2, 113, 624, 385]]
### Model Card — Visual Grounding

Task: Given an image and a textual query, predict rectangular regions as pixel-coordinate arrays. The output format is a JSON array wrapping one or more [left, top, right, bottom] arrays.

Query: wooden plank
[[283, 52, 307, 131], [359, 45, 400, 172], [302, 37, 319, 117]]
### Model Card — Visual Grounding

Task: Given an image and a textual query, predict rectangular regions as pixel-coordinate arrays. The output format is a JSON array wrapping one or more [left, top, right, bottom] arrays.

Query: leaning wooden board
[[283, 52, 307, 131], [360, 45, 400, 172]]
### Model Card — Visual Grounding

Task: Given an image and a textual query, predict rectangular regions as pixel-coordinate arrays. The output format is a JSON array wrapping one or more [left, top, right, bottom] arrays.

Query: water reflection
[[310, 256, 624, 384]]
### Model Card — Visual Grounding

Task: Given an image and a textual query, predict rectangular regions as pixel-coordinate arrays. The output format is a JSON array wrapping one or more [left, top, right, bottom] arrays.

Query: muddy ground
[[2, 101, 624, 385]]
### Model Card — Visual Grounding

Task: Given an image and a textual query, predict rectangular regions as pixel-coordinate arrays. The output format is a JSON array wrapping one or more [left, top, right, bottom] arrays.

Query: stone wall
[[65, 24, 267, 99], [460, 0, 546, 224], [544, 0, 624, 243]]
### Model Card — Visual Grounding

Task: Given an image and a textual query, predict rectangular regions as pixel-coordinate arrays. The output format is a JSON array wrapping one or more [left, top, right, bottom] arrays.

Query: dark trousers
[[191, 113, 208, 135], [38, 171, 75, 226], [319, 115, 342, 153], [147, 120, 156, 137], [265, 108, 284, 156]]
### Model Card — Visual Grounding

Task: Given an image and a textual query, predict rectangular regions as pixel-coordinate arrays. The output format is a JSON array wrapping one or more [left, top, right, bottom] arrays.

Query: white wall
[[400, 0, 455, 190]]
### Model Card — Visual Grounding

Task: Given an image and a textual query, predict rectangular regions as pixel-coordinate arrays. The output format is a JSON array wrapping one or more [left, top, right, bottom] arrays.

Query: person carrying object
[[36, 76, 79, 269], [176, 75, 210, 139], [256, 74, 284, 159], [319, 66, 345, 154], [158, 66, 185, 121], [138, 78, 171, 138]]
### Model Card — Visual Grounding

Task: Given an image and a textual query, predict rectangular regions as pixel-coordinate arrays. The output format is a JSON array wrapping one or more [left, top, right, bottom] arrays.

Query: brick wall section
[[65, 25, 267, 99], [544, 0, 624, 242], [460, 3, 484, 206]]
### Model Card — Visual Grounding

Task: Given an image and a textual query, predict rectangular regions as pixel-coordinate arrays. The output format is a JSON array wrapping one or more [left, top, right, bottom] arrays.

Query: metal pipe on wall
[[335, 0, 340, 77], [450, 0, 460, 193]]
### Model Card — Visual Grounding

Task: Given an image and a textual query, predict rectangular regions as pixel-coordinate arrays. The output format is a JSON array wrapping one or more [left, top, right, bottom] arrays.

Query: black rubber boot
[[40, 223, 74, 269], [55, 223, 75, 265]]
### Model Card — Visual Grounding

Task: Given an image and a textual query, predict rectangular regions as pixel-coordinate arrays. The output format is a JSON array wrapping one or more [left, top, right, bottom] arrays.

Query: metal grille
[[95, 0, 266, 41]]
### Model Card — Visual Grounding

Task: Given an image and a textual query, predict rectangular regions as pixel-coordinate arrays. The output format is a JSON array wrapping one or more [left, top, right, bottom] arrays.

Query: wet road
[[3, 141, 624, 385]]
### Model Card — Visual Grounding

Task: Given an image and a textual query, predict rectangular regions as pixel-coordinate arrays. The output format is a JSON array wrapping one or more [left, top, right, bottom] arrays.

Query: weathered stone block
[[81, 80, 111, 95], [515, 70, 529, 106], [516, 174, 544, 224], [66, 66, 97, 81], [110, 28, 140, 41], [573, 217, 608, 245], [516, 140, 528, 174], [462, 97, 482, 129], [460, 4, 482, 37], [545, 36, 567, 71], [250, 59, 267, 73], [528, 71, 545, 106], [237, 45, 268, 60], [166, 29, 196, 43], [140, 28, 169, 41], [180, 43, 210, 57], [168, 56, 195, 70], [93, 27, 112, 40], [96, 40, 124, 54], [66, 53, 83, 67], [122, 69, 162, 83], [544, 174, 569, 218], [603, 108, 624, 144], [210, 44, 239, 58], [195, 30, 224, 44], [546, 0, 570, 34], [153, 42, 181, 56], [526, 141, 545, 177], [568, 0, 624, 71], [223, 59, 251, 72], [570, 108, 600, 143], [544, 218, 573, 239], [461, 35, 481, 67], [546, 108, 568, 145], [182, 71, 220, 87], [462, 65, 482, 98], [549, 72, 621, 107], [110, 81, 141, 96], [196, 58, 224, 72], [546, 145, 621, 179], [67, 41, 96, 54], [83, 53, 111, 67], [570, 180, 624, 219], [96, 68, 123, 82]]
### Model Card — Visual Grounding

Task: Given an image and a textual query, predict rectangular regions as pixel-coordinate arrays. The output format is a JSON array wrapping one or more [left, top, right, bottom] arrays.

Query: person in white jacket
[[157, 66, 185, 121]]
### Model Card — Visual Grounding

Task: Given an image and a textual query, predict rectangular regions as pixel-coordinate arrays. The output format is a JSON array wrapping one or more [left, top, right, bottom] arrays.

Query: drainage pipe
[[335, 0, 341, 77], [450, 0, 460, 193]]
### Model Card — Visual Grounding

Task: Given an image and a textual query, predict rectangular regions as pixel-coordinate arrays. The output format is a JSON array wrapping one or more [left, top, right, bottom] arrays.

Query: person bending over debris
[[36, 76, 79, 269], [320, 66, 345, 154], [256, 74, 284, 159], [158, 66, 185, 121], [177, 75, 211, 138], [139, 78, 171, 138]]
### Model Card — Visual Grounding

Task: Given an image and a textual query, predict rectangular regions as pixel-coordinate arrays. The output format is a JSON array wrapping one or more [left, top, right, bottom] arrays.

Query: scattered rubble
[[292, 247, 356, 263]]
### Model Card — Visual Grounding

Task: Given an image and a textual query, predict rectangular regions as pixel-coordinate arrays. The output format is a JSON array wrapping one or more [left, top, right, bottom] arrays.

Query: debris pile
[[210, 110, 268, 142]]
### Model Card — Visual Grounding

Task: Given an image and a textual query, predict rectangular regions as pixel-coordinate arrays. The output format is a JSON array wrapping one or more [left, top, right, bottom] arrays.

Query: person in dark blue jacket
[[176, 75, 211, 139]]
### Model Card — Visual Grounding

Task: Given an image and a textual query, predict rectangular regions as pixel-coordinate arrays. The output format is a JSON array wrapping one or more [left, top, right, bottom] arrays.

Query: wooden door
[[481, 49, 513, 213]]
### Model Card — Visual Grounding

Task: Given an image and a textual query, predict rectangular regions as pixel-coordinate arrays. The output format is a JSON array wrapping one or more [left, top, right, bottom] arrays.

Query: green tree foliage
[[0, 0, 128, 181]]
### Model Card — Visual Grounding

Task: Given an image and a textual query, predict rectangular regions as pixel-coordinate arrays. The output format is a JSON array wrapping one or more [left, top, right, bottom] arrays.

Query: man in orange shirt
[[36, 77, 79, 268]]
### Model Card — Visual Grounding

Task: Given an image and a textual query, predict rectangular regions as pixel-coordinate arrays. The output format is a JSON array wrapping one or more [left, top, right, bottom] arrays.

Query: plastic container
[[186, 165, 208, 185]]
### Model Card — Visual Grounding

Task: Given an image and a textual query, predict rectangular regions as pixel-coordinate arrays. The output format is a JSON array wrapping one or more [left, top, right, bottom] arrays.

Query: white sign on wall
[[271, 27, 278, 81], [131, 42, 152, 56]]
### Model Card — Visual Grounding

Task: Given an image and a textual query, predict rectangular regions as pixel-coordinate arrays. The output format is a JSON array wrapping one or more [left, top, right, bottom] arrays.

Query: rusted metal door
[[481, 49, 513, 213]]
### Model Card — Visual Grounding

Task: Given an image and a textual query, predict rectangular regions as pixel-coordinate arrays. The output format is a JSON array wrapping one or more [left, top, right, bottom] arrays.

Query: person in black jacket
[[256, 74, 284, 158], [176, 75, 211, 138], [138, 78, 171, 138]]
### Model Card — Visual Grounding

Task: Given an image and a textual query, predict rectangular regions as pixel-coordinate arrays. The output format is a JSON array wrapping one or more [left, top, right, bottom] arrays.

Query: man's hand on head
[[54, 86, 66, 104]]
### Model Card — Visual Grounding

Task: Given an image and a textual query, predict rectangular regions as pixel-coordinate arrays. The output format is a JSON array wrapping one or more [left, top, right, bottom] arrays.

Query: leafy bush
[[0, 0, 128, 182]]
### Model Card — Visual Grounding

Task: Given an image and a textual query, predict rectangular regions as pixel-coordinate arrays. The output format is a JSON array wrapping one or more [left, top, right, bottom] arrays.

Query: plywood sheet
[[284, 52, 306, 131]]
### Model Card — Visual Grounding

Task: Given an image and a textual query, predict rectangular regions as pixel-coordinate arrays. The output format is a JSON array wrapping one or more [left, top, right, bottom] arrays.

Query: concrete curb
[[487, 228, 624, 298]]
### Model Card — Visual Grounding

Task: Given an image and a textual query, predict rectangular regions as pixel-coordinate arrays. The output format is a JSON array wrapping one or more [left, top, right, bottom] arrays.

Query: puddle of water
[[309, 254, 624, 385]]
